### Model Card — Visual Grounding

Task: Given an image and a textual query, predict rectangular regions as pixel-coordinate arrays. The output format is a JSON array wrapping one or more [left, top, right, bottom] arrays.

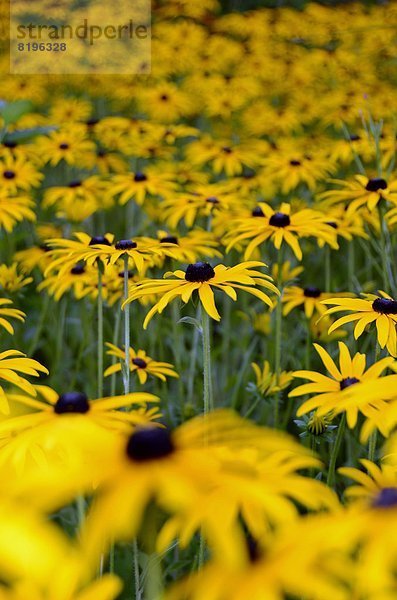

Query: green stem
[[378, 203, 392, 293], [368, 430, 378, 462], [187, 314, 200, 408], [327, 413, 346, 488], [97, 266, 104, 398], [274, 250, 284, 428], [305, 319, 311, 371], [324, 245, 331, 293], [28, 293, 50, 356], [123, 255, 131, 395], [201, 308, 213, 414], [110, 308, 122, 397], [133, 539, 142, 600]]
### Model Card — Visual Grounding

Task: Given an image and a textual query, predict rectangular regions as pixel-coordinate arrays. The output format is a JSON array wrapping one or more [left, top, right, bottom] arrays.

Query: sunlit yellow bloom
[[319, 175, 397, 212], [0, 299, 25, 335], [339, 460, 397, 505], [271, 261, 304, 285], [124, 261, 279, 329], [292, 342, 394, 428], [0, 155, 43, 193], [251, 361, 293, 396], [108, 167, 177, 206], [224, 202, 338, 261], [34, 126, 96, 167], [321, 292, 397, 356], [45, 233, 157, 277], [261, 149, 334, 193], [104, 343, 179, 384], [0, 263, 32, 293], [0, 193, 35, 233], [282, 286, 342, 318], [82, 410, 336, 567], [309, 314, 348, 343], [0, 350, 48, 414]]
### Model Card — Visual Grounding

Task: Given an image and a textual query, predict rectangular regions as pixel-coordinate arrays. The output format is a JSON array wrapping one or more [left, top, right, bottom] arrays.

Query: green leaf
[[4, 126, 57, 143], [0, 100, 33, 125], [177, 316, 202, 331]]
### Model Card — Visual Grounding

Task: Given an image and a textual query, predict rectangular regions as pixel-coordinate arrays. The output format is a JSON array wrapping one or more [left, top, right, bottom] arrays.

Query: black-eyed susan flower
[[224, 202, 338, 261], [82, 410, 336, 566], [152, 229, 222, 264], [0, 193, 35, 232], [104, 343, 179, 384], [108, 167, 177, 206], [0, 299, 25, 334], [291, 342, 394, 428], [321, 292, 397, 356], [123, 261, 279, 329], [282, 285, 341, 318], [45, 233, 156, 277], [34, 126, 96, 167], [0, 264, 32, 293], [261, 148, 334, 193], [0, 155, 43, 193], [251, 360, 293, 396], [319, 174, 397, 212], [0, 351, 48, 414]]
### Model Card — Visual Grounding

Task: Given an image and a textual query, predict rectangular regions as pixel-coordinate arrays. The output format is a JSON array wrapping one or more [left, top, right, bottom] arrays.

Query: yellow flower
[[224, 202, 338, 261], [319, 175, 397, 212], [108, 167, 177, 206], [0, 350, 48, 414], [33, 126, 96, 167], [0, 193, 35, 233], [0, 299, 25, 334], [104, 343, 179, 384], [321, 291, 397, 356], [282, 286, 341, 318], [82, 410, 335, 567], [0, 155, 43, 193], [45, 233, 157, 277], [292, 342, 394, 428], [0, 263, 32, 293], [339, 460, 397, 505], [251, 361, 293, 396], [123, 261, 279, 329]]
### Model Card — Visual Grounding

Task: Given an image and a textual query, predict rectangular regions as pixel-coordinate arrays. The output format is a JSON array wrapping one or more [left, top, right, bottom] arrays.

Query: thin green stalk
[[378, 203, 390, 293], [133, 539, 142, 600], [187, 314, 200, 408], [305, 319, 311, 371], [324, 245, 331, 293], [327, 413, 346, 488], [123, 255, 131, 395], [110, 308, 122, 397], [201, 308, 213, 414], [274, 250, 284, 428], [97, 265, 104, 398], [28, 293, 50, 356], [368, 430, 378, 462]]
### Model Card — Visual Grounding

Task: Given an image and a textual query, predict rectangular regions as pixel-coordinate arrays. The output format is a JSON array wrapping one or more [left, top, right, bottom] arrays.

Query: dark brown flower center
[[126, 427, 175, 462], [3, 170, 15, 179], [372, 487, 397, 508], [54, 392, 90, 414], [89, 236, 111, 246], [252, 206, 265, 217], [222, 146, 233, 154], [59, 143, 69, 150], [68, 180, 82, 188], [132, 357, 147, 369], [339, 377, 360, 390], [326, 221, 338, 229], [134, 172, 147, 182], [115, 240, 137, 250], [160, 236, 178, 244], [372, 298, 397, 314], [304, 286, 322, 298], [365, 178, 387, 192], [71, 264, 85, 275], [289, 159, 301, 166], [185, 262, 215, 282], [206, 196, 219, 204], [269, 212, 291, 227]]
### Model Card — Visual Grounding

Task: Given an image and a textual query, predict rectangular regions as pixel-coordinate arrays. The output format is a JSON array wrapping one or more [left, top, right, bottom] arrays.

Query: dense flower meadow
[[1, 0, 397, 598]]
